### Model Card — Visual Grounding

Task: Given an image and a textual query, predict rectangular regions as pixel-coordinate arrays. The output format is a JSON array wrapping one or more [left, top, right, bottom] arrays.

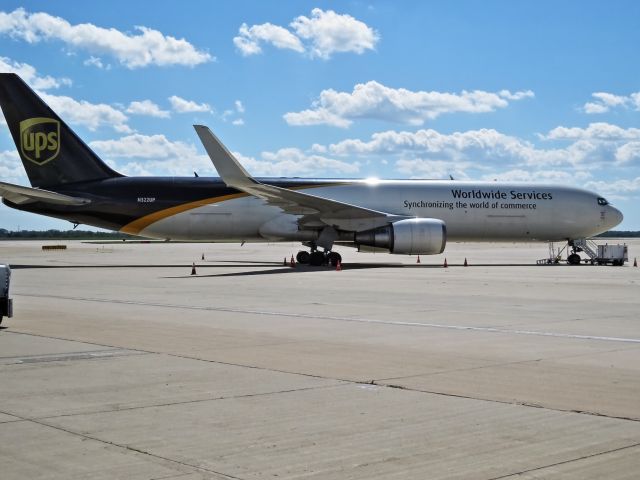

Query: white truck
[[594, 244, 628, 266]]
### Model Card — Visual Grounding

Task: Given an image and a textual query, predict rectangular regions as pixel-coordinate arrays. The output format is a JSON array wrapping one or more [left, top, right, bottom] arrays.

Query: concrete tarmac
[[0, 239, 639, 479]]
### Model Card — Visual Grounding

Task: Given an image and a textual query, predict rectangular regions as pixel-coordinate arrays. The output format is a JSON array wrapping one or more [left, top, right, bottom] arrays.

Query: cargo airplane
[[0, 73, 624, 266]]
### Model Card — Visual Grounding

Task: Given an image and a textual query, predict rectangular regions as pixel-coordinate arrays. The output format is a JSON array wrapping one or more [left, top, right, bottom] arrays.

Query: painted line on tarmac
[[16, 292, 640, 345]]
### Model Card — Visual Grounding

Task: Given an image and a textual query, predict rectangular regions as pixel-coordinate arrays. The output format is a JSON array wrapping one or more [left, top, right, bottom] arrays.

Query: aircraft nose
[[608, 206, 624, 229]]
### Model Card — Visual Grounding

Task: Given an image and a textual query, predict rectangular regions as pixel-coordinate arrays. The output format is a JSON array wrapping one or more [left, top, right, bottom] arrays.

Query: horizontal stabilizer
[[0, 181, 91, 206]]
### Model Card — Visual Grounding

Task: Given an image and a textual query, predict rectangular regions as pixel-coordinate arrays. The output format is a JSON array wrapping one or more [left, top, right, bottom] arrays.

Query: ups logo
[[20, 117, 60, 165]]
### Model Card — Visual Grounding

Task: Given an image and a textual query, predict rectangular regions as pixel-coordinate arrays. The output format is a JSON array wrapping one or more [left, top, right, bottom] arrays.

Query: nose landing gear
[[567, 252, 581, 265]]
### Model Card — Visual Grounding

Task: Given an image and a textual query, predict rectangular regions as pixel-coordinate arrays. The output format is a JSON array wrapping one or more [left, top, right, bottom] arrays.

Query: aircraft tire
[[296, 251, 310, 264], [309, 251, 325, 266], [328, 251, 342, 266], [567, 253, 581, 265]]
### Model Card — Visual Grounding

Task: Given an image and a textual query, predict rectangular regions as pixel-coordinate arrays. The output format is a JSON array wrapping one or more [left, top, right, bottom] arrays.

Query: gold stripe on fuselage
[[120, 192, 247, 235], [119, 182, 352, 236]]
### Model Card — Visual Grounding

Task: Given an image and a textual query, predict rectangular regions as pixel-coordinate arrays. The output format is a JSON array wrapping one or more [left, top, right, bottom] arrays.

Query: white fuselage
[[138, 180, 623, 243]]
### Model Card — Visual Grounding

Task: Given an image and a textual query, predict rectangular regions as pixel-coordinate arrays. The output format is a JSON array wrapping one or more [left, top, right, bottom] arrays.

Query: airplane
[[0, 73, 624, 266]]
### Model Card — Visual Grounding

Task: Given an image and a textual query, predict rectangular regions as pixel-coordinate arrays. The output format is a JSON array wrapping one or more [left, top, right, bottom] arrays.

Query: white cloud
[[0, 56, 132, 132], [234, 100, 245, 113], [481, 169, 591, 183], [89, 134, 214, 177], [582, 91, 640, 114], [88, 134, 357, 178], [168, 95, 212, 113], [290, 8, 379, 59], [615, 142, 640, 164], [0, 149, 26, 184], [235, 148, 359, 176], [583, 102, 609, 114], [0, 8, 212, 68], [284, 81, 534, 128], [234, 22, 304, 56], [126, 100, 170, 118], [40, 92, 131, 133], [233, 8, 378, 59], [83, 56, 110, 70], [585, 177, 640, 196], [329, 128, 539, 162], [0, 56, 71, 89], [232, 118, 245, 126], [89, 134, 195, 159], [323, 124, 640, 171], [396, 159, 472, 180], [543, 123, 640, 141]]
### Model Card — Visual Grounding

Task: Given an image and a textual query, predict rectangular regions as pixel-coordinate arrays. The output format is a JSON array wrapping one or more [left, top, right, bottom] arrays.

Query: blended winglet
[[193, 125, 406, 231], [193, 125, 255, 189]]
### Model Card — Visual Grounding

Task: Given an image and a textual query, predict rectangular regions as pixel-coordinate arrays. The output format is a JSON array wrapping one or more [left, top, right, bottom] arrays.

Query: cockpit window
[[597, 197, 609, 206]]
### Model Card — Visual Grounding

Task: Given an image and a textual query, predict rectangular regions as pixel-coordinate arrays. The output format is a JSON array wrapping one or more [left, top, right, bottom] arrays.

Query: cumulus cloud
[[543, 123, 640, 141], [168, 95, 212, 113], [89, 134, 214, 176], [126, 100, 170, 118], [83, 56, 110, 70], [87, 133, 358, 178], [221, 100, 245, 125], [0, 149, 26, 184], [235, 148, 359, 177], [0, 8, 212, 68], [290, 8, 379, 59], [234, 8, 378, 59], [0, 56, 131, 133], [322, 123, 640, 172], [585, 177, 640, 196], [284, 81, 534, 128], [396, 159, 473, 180], [615, 142, 640, 164], [90, 134, 195, 159], [40, 92, 131, 133], [0, 56, 71, 89], [582, 91, 640, 114], [234, 22, 304, 56], [481, 169, 591, 183]]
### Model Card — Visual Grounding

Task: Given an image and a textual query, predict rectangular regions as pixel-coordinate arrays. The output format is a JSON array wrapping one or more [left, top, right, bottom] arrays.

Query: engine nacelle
[[355, 218, 447, 255]]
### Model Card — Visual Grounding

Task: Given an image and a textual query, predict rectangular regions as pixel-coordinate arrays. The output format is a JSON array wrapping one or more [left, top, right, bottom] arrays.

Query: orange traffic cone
[[201, 253, 205, 260], [443, 258, 448, 268], [416, 255, 421, 264], [336, 260, 342, 271], [464, 258, 468, 267], [191, 262, 197, 275], [290, 255, 296, 268], [634, 257, 637, 267]]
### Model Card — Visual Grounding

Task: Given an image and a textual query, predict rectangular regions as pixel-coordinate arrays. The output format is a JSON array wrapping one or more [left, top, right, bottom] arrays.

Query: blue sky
[[1, 1, 639, 230]]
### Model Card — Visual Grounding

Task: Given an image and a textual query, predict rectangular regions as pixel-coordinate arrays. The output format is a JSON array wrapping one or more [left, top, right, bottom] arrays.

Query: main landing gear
[[296, 249, 342, 267]]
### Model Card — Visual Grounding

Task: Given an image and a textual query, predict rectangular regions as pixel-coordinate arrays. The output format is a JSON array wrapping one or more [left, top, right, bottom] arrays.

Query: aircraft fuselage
[[5, 177, 623, 243]]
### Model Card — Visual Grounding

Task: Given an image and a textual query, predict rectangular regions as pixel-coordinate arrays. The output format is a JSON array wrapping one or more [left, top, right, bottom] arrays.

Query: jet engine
[[355, 218, 446, 255]]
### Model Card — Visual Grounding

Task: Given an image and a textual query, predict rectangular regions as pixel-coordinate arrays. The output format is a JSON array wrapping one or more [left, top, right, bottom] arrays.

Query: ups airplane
[[0, 73, 624, 266]]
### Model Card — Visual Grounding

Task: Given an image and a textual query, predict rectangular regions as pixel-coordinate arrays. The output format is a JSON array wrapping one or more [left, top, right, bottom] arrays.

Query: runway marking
[[16, 292, 640, 344], [0, 348, 146, 365]]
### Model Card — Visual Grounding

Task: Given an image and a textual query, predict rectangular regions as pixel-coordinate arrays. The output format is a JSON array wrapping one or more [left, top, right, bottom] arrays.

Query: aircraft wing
[[0, 181, 91, 206], [194, 125, 407, 231]]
